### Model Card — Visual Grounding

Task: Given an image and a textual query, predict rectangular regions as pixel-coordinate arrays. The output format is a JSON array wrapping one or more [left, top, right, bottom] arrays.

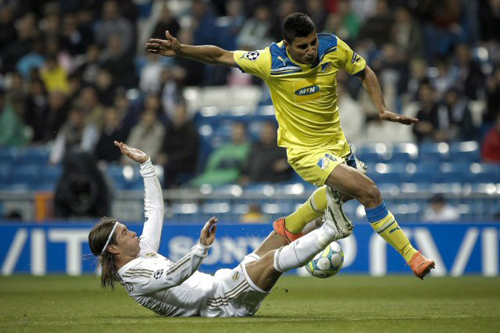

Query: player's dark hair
[[88, 217, 120, 289], [283, 12, 316, 44]]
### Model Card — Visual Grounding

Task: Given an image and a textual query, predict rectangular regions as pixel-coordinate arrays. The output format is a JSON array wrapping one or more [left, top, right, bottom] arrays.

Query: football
[[305, 241, 344, 278]]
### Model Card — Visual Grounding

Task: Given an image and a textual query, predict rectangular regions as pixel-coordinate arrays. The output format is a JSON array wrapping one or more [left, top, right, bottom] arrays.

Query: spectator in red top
[[482, 115, 500, 163]]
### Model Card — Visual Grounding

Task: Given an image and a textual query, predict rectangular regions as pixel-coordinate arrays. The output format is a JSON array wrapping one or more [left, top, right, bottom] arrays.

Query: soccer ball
[[305, 241, 344, 278]]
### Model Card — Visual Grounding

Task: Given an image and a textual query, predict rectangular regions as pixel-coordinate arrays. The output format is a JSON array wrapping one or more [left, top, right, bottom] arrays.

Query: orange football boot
[[273, 217, 303, 243], [408, 251, 435, 280]]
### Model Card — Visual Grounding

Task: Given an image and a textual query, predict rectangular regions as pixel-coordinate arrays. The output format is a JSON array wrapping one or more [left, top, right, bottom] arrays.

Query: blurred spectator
[[40, 56, 70, 93], [191, 0, 218, 45], [139, 53, 164, 94], [453, 43, 485, 100], [54, 150, 111, 218], [2, 13, 39, 73], [61, 13, 93, 56], [0, 89, 31, 146], [323, 0, 360, 43], [390, 5, 424, 62], [240, 121, 291, 185], [443, 88, 477, 141], [358, 0, 394, 48], [95, 69, 115, 107], [484, 66, 500, 126], [481, 115, 500, 163], [77, 86, 105, 130], [157, 101, 200, 188], [423, 194, 460, 222], [94, 0, 134, 53], [24, 79, 49, 144], [0, 6, 17, 52], [190, 122, 250, 187], [16, 40, 45, 78], [151, 4, 180, 39], [237, 5, 273, 50], [407, 59, 429, 101], [101, 34, 137, 88], [216, 0, 244, 51], [240, 203, 267, 224], [123, 109, 165, 164], [75, 44, 102, 84], [350, 0, 377, 21], [175, 29, 205, 86], [49, 108, 99, 164], [43, 90, 69, 142], [412, 82, 446, 143], [430, 57, 457, 99], [270, 0, 299, 42], [94, 106, 130, 163], [305, 0, 328, 32], [479, 0, 500, 42], [160, 67, 182, 117]]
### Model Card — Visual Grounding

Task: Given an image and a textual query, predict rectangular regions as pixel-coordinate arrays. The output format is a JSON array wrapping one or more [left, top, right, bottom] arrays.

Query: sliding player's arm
[[336, 37, 418, 125], [146, 30, 236, 67], [123, 218, 217, 296], [114, 141, 164, 252]]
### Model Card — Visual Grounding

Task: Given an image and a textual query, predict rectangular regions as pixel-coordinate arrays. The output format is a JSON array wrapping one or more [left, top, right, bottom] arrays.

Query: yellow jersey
[[234, 34, 366, 156]]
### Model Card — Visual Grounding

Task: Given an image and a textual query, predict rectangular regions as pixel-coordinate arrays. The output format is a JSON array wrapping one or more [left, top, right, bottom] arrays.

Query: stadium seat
[[391, 143, 419, 163], [11, 165, 41, 188], [469, 163, 500, 183], [0, 148, 19, 165], [21, 147, 50, 165], [418, 142, 450, 162], [449, 141, 480, 163]]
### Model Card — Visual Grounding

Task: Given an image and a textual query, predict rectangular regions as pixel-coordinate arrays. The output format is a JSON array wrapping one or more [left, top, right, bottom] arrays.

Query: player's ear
[[107, 245, 120, 255]]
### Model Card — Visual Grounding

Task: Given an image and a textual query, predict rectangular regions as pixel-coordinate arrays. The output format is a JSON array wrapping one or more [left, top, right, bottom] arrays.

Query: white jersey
[[117, 160, 267, 317]]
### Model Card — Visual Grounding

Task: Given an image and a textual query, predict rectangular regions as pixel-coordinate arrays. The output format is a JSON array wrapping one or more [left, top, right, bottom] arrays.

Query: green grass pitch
[[1, 275, 499, 332]]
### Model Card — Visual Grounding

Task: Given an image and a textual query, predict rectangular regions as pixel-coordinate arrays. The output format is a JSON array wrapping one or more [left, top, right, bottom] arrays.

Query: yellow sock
[[285, 186, 327, 233], [369, 211, 417, 262]]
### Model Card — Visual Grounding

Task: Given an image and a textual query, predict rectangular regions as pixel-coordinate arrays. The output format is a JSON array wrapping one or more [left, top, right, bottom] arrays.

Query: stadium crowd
[[0, 0, 499, 222]]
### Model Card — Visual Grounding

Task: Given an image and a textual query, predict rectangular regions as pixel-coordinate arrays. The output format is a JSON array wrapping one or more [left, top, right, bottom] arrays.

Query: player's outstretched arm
[[359, 66, 418, 125], [145, 30, 237, 67], [114, 141, 165, 252]]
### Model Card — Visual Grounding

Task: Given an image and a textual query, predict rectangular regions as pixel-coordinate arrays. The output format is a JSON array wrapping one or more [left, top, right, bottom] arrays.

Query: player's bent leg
[[246, 223, 340, 291], [252, 231, 290, 257], [327, 164, 435, 278]]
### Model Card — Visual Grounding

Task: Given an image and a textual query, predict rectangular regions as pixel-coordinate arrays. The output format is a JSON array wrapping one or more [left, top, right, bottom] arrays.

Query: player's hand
[[199, 217, 217, 247], [145, 30, 181, 57], [379, 110, 418, 125], [114, 141, 150, 164]]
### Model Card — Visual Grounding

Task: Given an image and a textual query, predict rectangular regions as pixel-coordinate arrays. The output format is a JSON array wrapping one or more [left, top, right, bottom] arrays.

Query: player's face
[[286, 32, 319, 65], [115, 223, 141, 257]]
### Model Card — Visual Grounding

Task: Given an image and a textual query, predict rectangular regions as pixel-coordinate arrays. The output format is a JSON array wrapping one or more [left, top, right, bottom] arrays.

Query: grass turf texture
[[1, 276, 499, 333]]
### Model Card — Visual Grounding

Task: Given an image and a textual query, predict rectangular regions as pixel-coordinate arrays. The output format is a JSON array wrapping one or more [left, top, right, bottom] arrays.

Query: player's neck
[[114, 254, 139, 270]]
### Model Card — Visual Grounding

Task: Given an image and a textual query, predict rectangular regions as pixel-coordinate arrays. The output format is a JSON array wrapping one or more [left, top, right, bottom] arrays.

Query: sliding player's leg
[[245, 223, 340, 291], [326, 163, 435, 279]]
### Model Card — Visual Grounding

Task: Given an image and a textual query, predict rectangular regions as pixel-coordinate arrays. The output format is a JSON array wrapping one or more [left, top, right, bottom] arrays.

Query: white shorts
[[204, 253, 269, 317]]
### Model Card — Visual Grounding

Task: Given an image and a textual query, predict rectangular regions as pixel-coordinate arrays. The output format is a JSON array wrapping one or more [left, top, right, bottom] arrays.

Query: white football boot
[[323, 186, 355, 239]]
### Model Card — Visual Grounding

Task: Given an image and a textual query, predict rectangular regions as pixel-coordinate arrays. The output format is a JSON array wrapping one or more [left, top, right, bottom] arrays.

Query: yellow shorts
[[287, 147, 349, 187]]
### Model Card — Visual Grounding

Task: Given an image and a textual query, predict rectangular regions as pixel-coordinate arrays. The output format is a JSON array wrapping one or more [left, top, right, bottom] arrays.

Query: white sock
[[273, 224, 337, 273]]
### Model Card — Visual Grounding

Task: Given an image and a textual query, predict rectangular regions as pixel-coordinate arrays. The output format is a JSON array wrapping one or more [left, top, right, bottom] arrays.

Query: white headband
[[101, 222, 119, 254]]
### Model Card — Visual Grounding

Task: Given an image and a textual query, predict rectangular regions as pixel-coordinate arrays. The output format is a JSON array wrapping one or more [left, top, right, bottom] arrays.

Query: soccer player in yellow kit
[[146, 13, 435, 279]]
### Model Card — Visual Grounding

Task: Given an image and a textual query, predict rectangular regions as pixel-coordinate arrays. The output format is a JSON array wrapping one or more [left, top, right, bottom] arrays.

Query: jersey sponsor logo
[[241, 51, 260, 61], [293, 78, 321, 103], [295, 85, 320, 96], [325, 154, 337, 162], [153, 269, 164, 279]]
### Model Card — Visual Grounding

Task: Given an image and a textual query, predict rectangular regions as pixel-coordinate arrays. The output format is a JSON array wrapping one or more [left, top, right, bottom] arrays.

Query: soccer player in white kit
[[88, 142, 346, 317]]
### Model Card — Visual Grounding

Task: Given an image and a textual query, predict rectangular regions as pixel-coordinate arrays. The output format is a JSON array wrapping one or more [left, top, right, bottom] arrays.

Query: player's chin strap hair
[[101, 221, 119, 254]]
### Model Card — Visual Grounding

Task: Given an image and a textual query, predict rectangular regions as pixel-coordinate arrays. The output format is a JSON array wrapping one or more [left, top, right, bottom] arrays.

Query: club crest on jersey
[[241, 51, 260, 61], [318, 154, 337, 169], [232, 272, 240, 281], [154, 269, 164, 279], [145, 252, 158, 258]]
